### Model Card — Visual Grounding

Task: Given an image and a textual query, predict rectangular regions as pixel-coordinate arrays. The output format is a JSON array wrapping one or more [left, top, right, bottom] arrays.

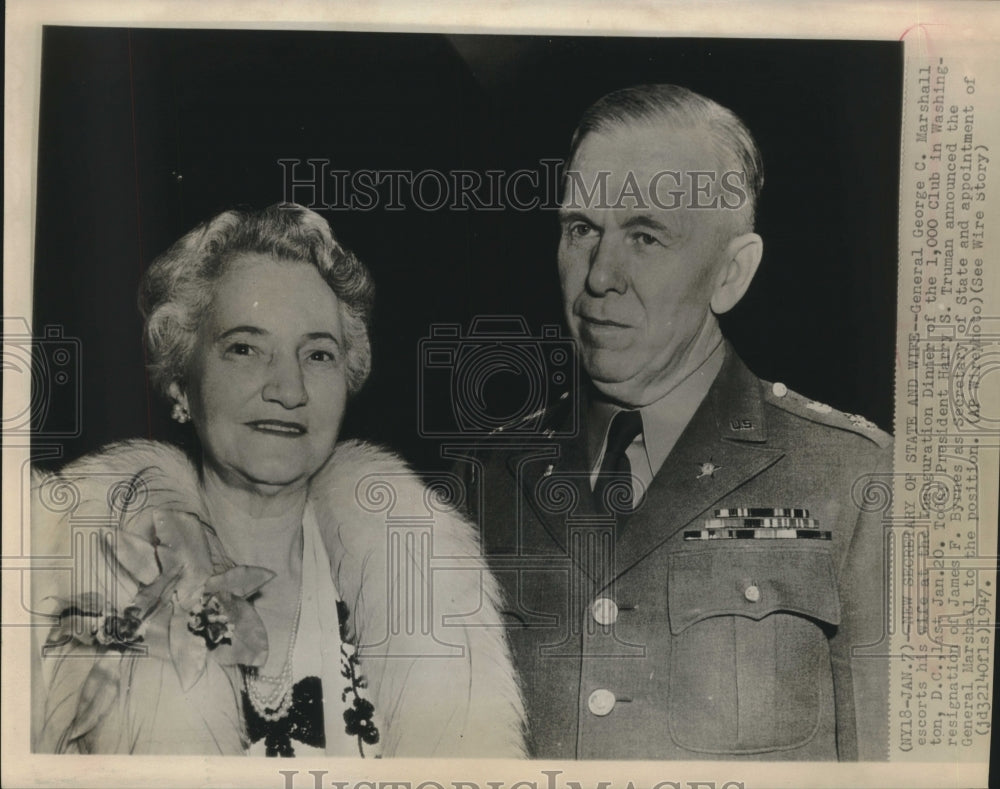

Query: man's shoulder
[[759, 378, 893, 452]]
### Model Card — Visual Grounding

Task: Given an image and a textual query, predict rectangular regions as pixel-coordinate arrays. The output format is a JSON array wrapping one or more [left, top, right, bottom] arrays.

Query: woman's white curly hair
[[139, 203, 375, 398]]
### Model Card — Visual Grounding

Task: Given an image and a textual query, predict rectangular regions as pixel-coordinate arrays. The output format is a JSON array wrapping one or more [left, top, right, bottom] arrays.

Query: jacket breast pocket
[[666, 544, 841, 754]]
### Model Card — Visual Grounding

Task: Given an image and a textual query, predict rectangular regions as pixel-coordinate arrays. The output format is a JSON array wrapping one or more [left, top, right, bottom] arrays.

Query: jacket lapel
[[507, 423, 609, 582], [606, 350, 785, 586], [500, 350, 786, 587]]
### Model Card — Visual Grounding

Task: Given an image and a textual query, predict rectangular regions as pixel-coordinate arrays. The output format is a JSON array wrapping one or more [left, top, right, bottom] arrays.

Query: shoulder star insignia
[[696, 461, 721, 479], [847, 413, 878, 431]]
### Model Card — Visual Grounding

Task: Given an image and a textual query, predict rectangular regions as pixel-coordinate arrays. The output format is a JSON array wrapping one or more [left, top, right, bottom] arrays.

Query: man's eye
[[633, 232, 659, 246], [568, 222, 596, 239]]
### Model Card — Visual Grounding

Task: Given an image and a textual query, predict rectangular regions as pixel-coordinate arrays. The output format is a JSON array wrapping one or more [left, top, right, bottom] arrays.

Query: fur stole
[[31, 439, 526, 758]]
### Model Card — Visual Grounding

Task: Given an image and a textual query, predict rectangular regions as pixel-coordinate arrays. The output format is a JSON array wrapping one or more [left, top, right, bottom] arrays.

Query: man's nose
[[585, 235, 628, 295], [261, 353, 308, 408]]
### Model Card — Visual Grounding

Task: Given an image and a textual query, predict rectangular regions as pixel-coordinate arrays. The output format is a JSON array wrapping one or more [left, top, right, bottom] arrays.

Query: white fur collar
[[33, 439, 525, 757]]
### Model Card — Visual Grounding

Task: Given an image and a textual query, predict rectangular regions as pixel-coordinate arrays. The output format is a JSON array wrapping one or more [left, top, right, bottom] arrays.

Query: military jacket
[[459, 349, 892, 760]]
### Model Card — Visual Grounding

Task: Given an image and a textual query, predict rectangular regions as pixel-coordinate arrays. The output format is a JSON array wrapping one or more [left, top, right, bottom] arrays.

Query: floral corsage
[[45, 509, 274, 706]]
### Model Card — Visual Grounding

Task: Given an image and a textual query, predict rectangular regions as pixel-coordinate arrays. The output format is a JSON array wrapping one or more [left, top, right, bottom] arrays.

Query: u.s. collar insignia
[[696, 461, 721, 479]]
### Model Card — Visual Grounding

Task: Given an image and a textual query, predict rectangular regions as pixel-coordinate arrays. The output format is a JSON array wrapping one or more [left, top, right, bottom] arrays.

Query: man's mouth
[[579, 314, 631, 329], [246, 420, 307, 436]]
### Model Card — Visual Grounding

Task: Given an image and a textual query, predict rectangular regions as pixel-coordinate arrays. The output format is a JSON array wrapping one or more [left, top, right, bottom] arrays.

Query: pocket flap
[[667, 544, 841, 634]]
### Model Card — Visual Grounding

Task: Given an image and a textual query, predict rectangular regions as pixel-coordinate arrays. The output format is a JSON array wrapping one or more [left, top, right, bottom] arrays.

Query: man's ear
[[710, 232, 763, 315], [167, 381, 188, 410]]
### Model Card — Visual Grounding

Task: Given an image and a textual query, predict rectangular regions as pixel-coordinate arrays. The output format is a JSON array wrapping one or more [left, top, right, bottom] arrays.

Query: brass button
[[744, 584, 761, 603], [587, 689, 616, 716], [591, 597, 619, 626]]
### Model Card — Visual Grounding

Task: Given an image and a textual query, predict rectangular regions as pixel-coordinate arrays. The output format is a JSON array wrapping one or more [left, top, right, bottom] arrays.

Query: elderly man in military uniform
[[460, 84, 891, 760]]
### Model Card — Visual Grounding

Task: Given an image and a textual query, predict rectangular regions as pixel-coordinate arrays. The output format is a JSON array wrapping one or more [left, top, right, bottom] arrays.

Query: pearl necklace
[[244, 586, 304, 722]]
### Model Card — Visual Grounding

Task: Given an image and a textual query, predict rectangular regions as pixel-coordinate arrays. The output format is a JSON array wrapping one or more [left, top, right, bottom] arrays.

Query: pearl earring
[[171, 402, 190, 424]]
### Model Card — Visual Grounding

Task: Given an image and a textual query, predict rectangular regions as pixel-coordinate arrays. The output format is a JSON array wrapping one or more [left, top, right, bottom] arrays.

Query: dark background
[[30, 28, 902, 471]]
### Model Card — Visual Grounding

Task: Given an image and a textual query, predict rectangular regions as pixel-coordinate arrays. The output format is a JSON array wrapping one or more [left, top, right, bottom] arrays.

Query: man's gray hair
[[140, 203, 375, 399], [568, 84, 764, 232]]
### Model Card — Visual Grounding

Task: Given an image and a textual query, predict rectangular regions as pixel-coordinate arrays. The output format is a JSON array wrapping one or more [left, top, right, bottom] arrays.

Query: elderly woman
[[31, 204, 525, 757]]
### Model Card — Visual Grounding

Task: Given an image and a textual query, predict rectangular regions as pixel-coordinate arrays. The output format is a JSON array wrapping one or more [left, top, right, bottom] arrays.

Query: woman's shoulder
[[310, 439, 478, 550], [33, 440, 198, 505], [40, 439, 195, 479], [31, 440, 203, 544], [313, 439, 430, 518], [324, 438, 414, 475], [307, 438, 486, 622], [310, 440, 527, 758]]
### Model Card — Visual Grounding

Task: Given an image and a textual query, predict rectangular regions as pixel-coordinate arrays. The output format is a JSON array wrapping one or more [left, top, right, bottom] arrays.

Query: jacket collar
[[710, 342, 769, 443]]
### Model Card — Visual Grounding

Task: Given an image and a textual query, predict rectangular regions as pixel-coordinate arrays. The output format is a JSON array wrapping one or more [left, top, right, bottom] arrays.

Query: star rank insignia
[[696, 461, 721, 479], [847, 413, 878, 431]]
